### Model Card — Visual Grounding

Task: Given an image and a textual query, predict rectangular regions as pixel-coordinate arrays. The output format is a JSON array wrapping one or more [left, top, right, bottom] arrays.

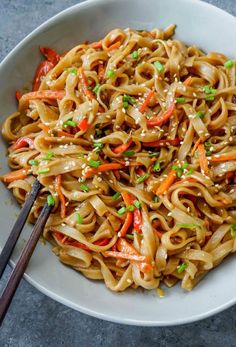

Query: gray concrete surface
[[0, 0, 236, 346]]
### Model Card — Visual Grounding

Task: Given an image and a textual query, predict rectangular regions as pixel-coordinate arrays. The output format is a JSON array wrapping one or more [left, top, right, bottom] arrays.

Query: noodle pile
[[1, 25, 236, 293]]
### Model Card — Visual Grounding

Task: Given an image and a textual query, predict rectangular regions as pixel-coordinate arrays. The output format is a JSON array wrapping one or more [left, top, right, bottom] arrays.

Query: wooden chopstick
[[0, 179, 41, 279], [0, 201, 52, 325]]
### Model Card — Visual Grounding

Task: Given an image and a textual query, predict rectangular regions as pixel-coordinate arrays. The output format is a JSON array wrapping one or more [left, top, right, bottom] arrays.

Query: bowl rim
[[1, 0, 236, 326]]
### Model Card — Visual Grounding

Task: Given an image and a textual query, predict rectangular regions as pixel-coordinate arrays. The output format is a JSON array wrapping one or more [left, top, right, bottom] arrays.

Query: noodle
[[1, 26, 236, 293]]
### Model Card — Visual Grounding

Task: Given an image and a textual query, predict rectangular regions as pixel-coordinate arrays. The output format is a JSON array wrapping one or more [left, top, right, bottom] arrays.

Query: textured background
[[0, 1, 236, 346]]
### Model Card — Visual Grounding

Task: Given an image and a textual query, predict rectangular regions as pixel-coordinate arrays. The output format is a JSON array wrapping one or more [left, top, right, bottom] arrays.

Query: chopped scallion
[[63, 120, 77, 127], [112, 192, 121, 201], [132, 51, 139, 59], [123, 150, 135, 157], [77, 212, 83, 224], [126, 234, 134, 240], [118, 207, 126, 215], [134, 200, 141, 208], [196, 111, 205, 118], [107, 69, 115, 78], [80, 184, 89, 192], [224, 60, 234, 69], [42, 151, 54, 160], [29, 159, 39, 166], [127, 204, 135, 212], [153, 161, 161, 172], [93, 84, 100, 94], [88, 160, 101, 168], [177, 223, 199, 229], [153, 196, 160, 203], [230, 224, 236, 237], [153, 61, 164, 73], [47, 195, 55, 206], [38, 168, 50, 174], [177, 262, 188, 273], [136, 173, 150, 184], [175, 97, 186, 103]]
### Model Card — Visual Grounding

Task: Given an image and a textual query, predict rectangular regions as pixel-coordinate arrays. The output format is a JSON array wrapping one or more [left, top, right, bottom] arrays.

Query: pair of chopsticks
[[0, 179, 52, 326]]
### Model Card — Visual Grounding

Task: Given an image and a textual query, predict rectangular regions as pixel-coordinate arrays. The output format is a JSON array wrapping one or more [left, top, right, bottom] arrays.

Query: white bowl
[[0, 0, 236, 326]]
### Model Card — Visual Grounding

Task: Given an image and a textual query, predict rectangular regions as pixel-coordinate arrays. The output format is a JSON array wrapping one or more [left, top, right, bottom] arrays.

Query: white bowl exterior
[[0, 0, 235, 326]]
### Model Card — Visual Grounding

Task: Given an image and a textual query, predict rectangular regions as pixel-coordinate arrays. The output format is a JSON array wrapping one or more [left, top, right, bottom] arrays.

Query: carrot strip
[[54, 232, 109, 250], [119, 212, 133, 237], [103, 251, 148, 262], [90, 40, 103, 49], [78, 118, 89, 132], [143, 137, 180, 148], [32, 61, 54, 91], [113, 140, 133, 154], [84, 163, 124, 178], [106, 41, 121, 51], [121, 191, 134, 205], [210, 152, 236, 162], [156, 170, 177, 196], [78, 67, 95, 100], [133, 209, 142, 233], [0, 167, 31, 183], [139, 90, 155, 114], [57, 130, 74, 138], [40, 47, 60, 65], [147, 101, 175, 127], [20, 90, 65, 102], [55, 175, 66, 219], [117, 238, 152, 273], [190, 138, 201, 156], [38, 123, 50, 135], [198, 143, 209, 175], [98, 63, 105, 82], [15, 90, 22, 101]]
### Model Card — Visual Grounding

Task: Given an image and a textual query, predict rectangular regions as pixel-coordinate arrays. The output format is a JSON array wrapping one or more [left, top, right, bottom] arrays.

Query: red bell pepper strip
[[40, 47, 60, 65], [10, 137, 34, 151], [32, 61, 54, 91]]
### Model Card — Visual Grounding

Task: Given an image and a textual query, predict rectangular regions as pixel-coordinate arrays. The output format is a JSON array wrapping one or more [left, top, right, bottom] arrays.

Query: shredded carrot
[[174, 177, 198, 185], [190, 138, 201, 156], [147, 101, 175, 127], [55, 175, 66, 219], [0, 167, 31, 183], [113, 140, 133, 154], [98, 63, 105, 82], [20, 90, 65, 103], [116, 238, 152, 273], [106, 41, 121, 51], [119, 212, 133, 237], [103, 250, 148, 262], [198, 143, 209, 176], [54, 232, 109, 250], [90, 40, 103, 49], [156, 170, 177, 196], [133, 209, 142, 233], [78, 118, 89, 132], [84, 163, 124, 178], [121, 191, 134, 205], [210, 152, 236, 163], [139, 90, 155, 114], [78, 67, 95, 100], [57, 130, 74, 138], [143, 137, 180, 148], [38, 123, 50, 135]]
